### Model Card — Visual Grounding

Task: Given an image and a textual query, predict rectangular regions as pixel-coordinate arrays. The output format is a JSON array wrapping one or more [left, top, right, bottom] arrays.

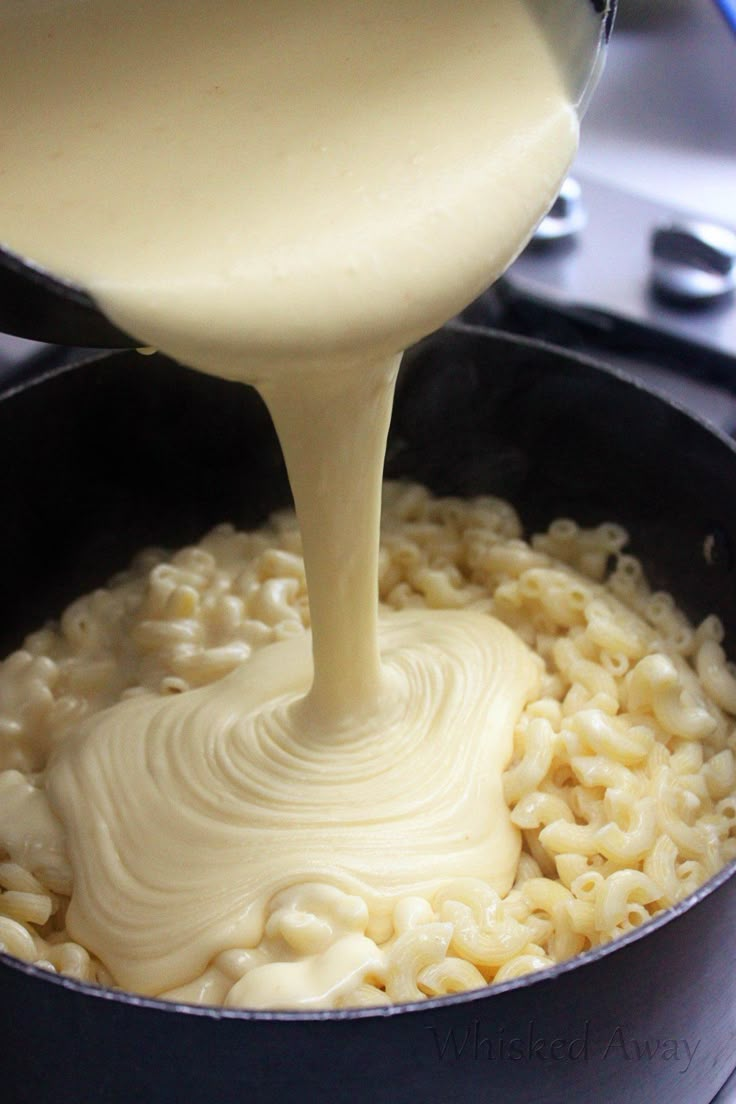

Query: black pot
[[1, 324, 735, 1104]]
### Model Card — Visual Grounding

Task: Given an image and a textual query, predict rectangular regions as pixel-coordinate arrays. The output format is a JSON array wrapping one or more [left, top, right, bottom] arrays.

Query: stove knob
[[531, 176, 586, 244], [651, 220, 736, 303]]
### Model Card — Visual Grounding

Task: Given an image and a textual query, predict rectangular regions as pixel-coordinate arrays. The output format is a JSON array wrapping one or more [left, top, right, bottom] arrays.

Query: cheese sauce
[[0, 1, 590, 1001]]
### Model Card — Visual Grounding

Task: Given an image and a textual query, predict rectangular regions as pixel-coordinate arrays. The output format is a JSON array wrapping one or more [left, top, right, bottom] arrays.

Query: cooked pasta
[[0, 481, 733, 1008]]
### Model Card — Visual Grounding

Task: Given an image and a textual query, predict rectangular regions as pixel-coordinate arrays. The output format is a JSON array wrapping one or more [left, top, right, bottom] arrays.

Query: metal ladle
[[0, 0, 616, 350]]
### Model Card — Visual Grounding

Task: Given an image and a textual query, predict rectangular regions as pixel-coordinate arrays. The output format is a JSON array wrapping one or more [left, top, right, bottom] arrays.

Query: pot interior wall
[[1, 325, 734, 652]]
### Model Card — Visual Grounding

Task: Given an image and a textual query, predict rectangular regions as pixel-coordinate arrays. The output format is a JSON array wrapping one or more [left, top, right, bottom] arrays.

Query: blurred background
[[580, 0, 735, 223]]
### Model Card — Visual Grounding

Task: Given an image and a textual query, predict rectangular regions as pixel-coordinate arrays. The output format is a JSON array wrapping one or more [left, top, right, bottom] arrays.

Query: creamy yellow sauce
[[50, 611, 538, 993], [0, 0, 591, 1003]]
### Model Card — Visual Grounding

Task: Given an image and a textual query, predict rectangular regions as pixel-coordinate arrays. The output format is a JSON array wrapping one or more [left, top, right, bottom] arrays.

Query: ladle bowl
[[0, 0, 616, 350]]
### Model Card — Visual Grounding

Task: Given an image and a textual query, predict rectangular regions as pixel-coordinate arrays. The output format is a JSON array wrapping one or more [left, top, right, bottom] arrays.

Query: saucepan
[[1, 322, 734, 1104]]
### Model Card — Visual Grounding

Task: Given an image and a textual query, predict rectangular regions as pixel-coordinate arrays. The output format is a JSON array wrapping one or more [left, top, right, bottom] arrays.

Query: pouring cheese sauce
[[0, 0, 590, 1002]]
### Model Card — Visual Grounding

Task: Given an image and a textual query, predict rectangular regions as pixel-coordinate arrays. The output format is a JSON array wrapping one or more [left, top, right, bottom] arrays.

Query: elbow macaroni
[[1, 481, 734, 1008]]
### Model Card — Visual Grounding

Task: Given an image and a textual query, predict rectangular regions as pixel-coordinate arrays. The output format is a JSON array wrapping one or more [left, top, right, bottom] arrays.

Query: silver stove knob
[[531, 176, 587, 244], [651, 220, 736, 303]]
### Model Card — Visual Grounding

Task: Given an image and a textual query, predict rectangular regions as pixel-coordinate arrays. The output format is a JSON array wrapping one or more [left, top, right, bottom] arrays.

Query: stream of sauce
[[0, 0, 593, 999]]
